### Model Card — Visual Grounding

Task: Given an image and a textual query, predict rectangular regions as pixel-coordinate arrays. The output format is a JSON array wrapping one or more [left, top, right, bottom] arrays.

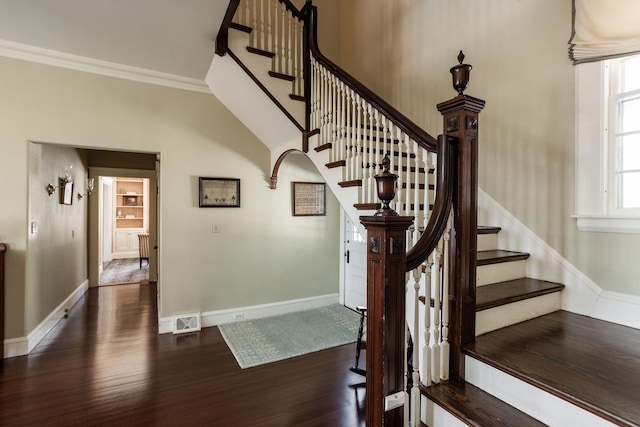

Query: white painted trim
[[465, 356, 618, 427], [158, 293, 340, 334], [0, 38, 211, 94], [479, 189, 640, 329], [574, 215, 640, 234], [4, 279, 88, 358]]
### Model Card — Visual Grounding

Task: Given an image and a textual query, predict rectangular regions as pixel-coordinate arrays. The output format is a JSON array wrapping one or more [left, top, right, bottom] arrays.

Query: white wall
[[337, 0, 640, 297], [0, 55, 339, 340]]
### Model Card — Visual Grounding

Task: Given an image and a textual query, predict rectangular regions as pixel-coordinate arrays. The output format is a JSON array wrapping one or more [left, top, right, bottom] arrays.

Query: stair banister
[[215, 0, 241, 56], [304, 3, 438, 152]]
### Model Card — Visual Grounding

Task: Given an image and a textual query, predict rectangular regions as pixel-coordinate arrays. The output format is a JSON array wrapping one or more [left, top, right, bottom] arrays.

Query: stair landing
[[465, 310, 640, 426]]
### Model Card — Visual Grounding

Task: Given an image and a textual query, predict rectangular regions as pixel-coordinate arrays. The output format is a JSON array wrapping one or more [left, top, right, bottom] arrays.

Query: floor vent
[[172, 313, 201, 334]]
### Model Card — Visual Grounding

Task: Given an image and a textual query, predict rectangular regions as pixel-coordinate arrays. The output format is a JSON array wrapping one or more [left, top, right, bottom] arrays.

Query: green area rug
[[218, 304, 360, 369]]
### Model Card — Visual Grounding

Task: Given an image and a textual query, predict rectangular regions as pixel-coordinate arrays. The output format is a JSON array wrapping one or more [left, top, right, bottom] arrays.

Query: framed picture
[[293, 182, 326, 216], [60, 178, 74, 205], [199, 177, 240, 208], [123, 196, 137, 206]]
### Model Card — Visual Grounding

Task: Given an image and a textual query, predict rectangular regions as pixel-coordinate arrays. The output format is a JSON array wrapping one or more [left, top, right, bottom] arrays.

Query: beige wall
[[337, 0, 640, 296], [27, 144, 88, 333], [0, 55, 339, 339]]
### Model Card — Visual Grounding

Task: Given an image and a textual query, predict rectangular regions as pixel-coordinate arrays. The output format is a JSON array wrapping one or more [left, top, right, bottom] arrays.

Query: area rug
[[219, 304, 361, 369], [100, 258, 149, 285]]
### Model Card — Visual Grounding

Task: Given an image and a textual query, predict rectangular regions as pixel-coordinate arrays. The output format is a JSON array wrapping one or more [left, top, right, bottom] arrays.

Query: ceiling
[[0, 0, 230, 80]]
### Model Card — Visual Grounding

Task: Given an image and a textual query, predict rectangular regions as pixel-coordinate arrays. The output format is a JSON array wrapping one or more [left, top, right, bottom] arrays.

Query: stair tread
[[478, 226, 501, 234], [477, 249, 529, 265], [465, 311, 640, 427], [422, 380, 547, 427], [476, 277, 564, 311], [229, 22, 252, 33]]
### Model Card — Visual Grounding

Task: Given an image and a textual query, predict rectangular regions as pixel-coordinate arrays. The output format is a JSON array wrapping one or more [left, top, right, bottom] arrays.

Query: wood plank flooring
[[465, 310, 640, 427], [0, 284, 366, 426]]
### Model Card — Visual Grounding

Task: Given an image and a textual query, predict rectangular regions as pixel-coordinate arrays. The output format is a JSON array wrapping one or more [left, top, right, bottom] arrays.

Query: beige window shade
[[569, 0, 640, 64]]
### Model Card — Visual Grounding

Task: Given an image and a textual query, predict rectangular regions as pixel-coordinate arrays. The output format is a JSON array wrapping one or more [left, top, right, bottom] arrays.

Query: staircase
[[207, 1, 640, 426]]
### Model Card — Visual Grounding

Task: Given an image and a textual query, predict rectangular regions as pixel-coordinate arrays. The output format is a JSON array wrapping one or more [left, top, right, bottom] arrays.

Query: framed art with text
[[292, 182, 326, 216], [199, 177, 240, 207]]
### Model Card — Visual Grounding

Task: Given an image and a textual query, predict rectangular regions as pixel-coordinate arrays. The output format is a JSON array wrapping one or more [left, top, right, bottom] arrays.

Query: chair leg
[[350, 306, 366, 376]]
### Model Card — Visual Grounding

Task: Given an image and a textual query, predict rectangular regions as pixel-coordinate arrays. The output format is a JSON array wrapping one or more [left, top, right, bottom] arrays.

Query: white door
[[344, 216, 367, 310]]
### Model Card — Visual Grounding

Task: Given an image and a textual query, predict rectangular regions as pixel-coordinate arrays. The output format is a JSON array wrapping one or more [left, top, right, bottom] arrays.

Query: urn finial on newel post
[[374, 154, 398, 216], [450, 50, 472, 95]]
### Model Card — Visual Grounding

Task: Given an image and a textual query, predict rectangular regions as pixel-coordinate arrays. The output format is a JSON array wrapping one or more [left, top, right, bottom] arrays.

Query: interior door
[[344, 216, 367, 310]]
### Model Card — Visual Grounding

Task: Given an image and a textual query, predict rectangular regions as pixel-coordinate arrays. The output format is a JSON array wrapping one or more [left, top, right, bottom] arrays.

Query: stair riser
[[422, 397, 468, 427], [477, 233, 498, 252], [475, 293, 561, 335], [477, 260, 526, 286], [465, 357, 619, 427]]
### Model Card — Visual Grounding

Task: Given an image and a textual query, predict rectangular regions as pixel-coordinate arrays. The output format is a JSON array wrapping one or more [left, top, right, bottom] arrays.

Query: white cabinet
[[112, 178, 148, 258]]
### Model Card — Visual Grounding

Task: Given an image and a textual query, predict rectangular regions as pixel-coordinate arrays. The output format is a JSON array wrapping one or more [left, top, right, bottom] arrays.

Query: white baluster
[[430, 244, 442, 384], [412, 266, 422, 420], [364, 103, 374, 205], [373, 109, 381, 203], [440, 222, 451, 381], [292, 18, 300, 95], [355, 95, 364, 188], [394, 128, 405, 215], [250, 0, 257, 47], [266, 0, 273, 53], [279, 3, 286, 75], [422, 256, 433, 386]]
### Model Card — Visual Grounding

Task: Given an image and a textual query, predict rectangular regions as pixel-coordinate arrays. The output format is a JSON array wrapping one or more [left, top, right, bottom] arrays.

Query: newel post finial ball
[[374, 154, 398, 216], [450, 50, 472, 95]]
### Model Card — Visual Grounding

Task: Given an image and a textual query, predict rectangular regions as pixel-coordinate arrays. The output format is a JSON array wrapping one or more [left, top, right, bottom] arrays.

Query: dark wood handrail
[[405, 134, 457, 271], [278, 0, 306, 20], [305, 4, 438, 152], [215, 0, 241, 56]]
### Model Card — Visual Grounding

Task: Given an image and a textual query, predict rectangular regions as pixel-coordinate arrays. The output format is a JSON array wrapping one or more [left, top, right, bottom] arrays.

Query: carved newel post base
[[361, 154, 413, 427]]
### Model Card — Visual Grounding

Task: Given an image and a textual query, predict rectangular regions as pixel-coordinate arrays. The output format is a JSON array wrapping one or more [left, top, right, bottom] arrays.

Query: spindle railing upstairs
[[215, 2, 485, 426]]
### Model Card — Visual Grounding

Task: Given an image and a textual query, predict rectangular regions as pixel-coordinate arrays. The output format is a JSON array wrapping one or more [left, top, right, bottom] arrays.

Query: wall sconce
[[77, 178, 94, 201]]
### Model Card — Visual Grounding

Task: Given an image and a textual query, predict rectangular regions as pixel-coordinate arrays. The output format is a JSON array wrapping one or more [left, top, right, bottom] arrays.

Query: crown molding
[[0, 38, 212, 94]]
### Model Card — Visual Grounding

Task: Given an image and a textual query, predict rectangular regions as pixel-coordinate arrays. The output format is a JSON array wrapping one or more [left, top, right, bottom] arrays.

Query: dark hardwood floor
[[0, 284, 366, 426]]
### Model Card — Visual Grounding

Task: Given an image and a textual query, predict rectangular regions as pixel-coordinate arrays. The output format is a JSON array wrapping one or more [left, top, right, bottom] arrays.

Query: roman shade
[[569, 0, 640, 64]]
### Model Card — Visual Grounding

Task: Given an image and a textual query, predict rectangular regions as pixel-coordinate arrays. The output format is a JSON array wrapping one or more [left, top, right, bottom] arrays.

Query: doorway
[[99, 176, 151, 286], [343, 216, 367, 310], [88, 166, 158, 289]]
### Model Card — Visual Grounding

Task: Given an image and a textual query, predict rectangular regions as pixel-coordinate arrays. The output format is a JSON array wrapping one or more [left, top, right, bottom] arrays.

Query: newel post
[[360, 156, 413, 427], [437, 51, 485, 381]]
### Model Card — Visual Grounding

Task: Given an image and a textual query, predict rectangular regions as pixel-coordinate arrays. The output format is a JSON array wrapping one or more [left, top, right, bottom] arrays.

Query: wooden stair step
[[477, 249, 530, 266], [229, 22, 252, 33], [268, 70, 295, 82], [422, 379, 547, 427], [289, 94, 304, 102], [354, 203, 380, 210], [246, 46, 275, 58], [478, 225, 501, 234], [325, 160, 345, 169], [338, 180, 361, 188], [464, 311, 640, 426], [315, 143, 332, 152], [476, 278, 564, 311]]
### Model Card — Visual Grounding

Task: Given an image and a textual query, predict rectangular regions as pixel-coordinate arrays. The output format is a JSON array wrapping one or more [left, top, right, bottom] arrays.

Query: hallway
[[0, 284, 366, 426]]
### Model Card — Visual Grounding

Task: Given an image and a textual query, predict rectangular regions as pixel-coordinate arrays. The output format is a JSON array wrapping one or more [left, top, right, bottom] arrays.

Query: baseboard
[[158, 293, 340, 334], [4, 279, 88, 358], [479, 189, 640, 329], [111, 252, 138, 260]]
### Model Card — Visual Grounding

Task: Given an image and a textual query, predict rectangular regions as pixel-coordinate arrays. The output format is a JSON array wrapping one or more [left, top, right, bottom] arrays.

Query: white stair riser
[[477, 260, 526, 286], [477, 233, 498, 252], [421, 396, 468, 427], [465, 357, 618, 427], [228, 29, 305, 124], [475, 293, 561, 335]]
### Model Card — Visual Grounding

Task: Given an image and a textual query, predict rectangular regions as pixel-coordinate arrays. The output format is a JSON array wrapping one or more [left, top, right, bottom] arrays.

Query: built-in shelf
[[113, 178, 149, 257]]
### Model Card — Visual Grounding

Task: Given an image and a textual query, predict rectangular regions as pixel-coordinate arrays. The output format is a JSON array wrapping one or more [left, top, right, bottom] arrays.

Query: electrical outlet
[[234, 313, 244, 320]]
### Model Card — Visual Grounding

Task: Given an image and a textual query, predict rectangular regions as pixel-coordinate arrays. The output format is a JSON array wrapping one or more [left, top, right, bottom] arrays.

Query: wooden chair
[[137, 233, 149, 269], [349, 306, 367, 376]]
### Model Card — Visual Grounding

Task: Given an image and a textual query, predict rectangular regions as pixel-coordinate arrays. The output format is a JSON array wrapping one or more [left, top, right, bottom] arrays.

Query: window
[[608, 55, 640, 213], [574, 54, 640, 233]]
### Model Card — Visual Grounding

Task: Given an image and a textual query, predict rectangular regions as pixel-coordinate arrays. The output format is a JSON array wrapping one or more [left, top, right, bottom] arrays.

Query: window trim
[[574, 59, 640, 234]]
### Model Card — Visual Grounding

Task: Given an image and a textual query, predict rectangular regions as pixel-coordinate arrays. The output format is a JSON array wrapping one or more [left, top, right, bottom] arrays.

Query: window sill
[[573, 215, 640, 234]]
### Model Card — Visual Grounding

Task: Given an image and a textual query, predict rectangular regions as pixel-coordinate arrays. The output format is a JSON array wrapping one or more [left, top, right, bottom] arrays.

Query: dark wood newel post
[[361, 156, 413, 427], [437, 51, 485, 381]]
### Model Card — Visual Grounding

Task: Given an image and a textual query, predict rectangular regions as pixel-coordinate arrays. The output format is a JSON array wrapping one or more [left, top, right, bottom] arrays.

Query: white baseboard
[[4, 279, 88, 358], [158, 293, 340, 334], [479, 189, 640, 329]]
